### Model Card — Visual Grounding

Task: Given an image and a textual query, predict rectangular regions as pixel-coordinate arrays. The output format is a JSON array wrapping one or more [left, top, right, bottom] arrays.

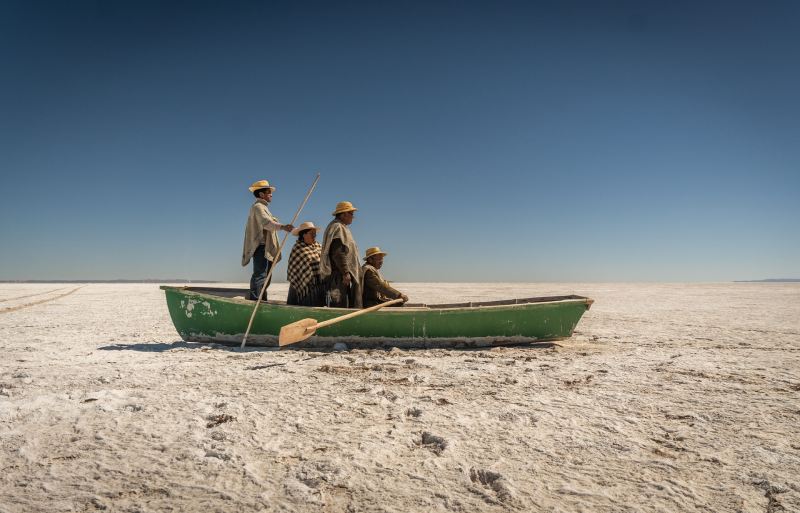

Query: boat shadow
[[97, 341, 280, 353], [97, 340, 560, 353]]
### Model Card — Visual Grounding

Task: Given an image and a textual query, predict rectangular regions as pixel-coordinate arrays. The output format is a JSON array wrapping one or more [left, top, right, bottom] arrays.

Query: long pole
[[241, 173, 320, 348]]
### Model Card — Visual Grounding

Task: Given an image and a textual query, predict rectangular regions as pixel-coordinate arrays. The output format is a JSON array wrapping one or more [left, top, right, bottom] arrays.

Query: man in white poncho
[[319, 201, 362, 308], [242, 180, 294, 300]]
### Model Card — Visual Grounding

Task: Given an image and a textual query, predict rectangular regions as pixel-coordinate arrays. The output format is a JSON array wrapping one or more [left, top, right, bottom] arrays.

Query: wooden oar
[[279, 297, 404, 346], [241, 173, 321, 348]]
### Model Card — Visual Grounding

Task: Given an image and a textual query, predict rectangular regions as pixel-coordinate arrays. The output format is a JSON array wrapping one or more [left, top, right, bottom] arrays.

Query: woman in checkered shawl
[[286, 222, 324, 306]]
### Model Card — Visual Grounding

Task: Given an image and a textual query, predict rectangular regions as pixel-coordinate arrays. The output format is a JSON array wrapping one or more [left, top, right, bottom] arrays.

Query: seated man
[[361, 247, 409, 308]]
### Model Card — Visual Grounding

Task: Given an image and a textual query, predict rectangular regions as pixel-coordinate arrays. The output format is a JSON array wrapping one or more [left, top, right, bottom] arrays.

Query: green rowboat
[[160, 286, 593, 348]]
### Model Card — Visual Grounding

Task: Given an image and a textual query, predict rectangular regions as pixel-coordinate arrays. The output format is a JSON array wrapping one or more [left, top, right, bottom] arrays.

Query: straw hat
[[248, 180, 276, 192], [364, 247, 387, 260], [332, 201, 358, 216], [291, 221, 319, 236]]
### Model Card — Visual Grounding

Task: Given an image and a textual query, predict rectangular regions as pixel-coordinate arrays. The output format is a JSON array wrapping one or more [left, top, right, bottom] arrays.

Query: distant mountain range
[[734, 279, 800, 283]]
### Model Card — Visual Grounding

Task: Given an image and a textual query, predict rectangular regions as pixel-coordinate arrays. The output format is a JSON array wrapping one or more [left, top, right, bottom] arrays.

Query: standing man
[[242, 180, 294, 300], [361, 247, 409, 307], [320, 201, 362, 308]]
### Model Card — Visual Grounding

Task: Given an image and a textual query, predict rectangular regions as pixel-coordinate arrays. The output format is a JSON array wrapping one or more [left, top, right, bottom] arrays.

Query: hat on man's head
[[291, 221, 319, 236], [332, 201, 358, 216], [248, 180, 276, 193], [364, 247, 387, 260]]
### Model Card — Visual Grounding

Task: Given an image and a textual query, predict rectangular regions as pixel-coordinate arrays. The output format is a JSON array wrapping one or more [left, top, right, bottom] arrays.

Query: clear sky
[[1, 1, 798, 282]]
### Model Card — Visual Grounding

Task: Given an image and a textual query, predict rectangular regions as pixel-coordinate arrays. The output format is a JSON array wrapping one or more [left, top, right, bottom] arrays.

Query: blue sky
[[1, 1, 798, 282]]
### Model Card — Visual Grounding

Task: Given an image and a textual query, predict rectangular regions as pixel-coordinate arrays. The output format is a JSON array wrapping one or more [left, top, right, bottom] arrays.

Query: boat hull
[[160, 286, 593, 348]]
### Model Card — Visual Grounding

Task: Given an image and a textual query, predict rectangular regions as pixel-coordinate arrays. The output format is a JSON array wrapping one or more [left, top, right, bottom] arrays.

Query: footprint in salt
[[205, 414, 235, 428], [418, 432, 448, 454], [405, 408, 423, 418], [469, 468, 516, 503]]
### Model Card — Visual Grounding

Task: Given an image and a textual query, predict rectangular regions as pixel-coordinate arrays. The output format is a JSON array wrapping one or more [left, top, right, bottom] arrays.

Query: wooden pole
[[241, 173, 320, 348]]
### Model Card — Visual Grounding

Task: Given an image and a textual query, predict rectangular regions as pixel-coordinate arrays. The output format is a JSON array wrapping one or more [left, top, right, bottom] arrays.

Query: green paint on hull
[[160, 286, 593, 348]]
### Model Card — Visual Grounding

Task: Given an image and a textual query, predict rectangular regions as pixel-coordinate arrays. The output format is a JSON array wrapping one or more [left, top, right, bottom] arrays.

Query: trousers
[[249, 245, 273, 300]]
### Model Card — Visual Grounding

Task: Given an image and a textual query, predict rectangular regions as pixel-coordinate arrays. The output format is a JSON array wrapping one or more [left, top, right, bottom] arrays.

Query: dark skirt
[[324, 272, 362, 308], [287, 280, 325, 307]]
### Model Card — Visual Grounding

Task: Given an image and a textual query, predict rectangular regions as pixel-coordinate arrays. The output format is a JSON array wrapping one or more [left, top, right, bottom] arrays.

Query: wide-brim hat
[[291, 221, 319, 236], [248, 180, 276, 193], [364, 246, 387, 260], [332, 201, 358, 216]]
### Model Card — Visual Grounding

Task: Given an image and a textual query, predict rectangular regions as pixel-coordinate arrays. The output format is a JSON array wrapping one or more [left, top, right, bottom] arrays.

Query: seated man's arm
[[368, 270, 402, 300]]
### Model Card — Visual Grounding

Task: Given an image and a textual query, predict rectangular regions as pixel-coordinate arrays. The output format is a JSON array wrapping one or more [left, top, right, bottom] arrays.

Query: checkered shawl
[[286, 240, 322, 297]]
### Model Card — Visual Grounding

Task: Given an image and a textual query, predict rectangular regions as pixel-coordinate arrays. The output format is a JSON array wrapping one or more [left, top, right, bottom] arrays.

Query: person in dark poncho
[[320, 201, 362, 308], [286, 221, 324, 306]]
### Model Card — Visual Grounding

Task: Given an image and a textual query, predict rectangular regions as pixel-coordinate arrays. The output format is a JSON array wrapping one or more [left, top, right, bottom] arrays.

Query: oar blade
[[279, 318, 318, 346]]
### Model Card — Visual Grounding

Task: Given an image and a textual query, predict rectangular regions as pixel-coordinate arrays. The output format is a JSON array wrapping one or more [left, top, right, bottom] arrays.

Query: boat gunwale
[[159, 285, 594, 311]]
